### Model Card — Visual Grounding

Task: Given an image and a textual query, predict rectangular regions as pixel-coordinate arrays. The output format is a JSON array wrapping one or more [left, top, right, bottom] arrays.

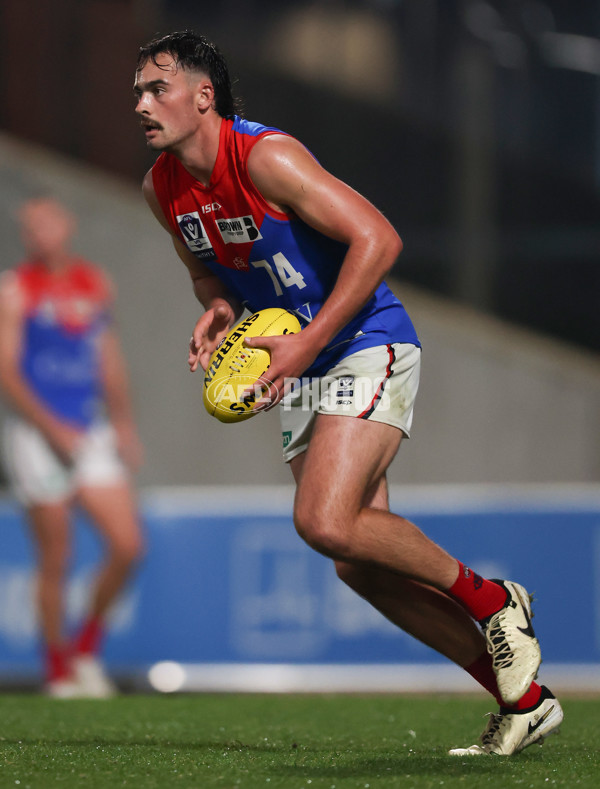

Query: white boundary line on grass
[[147, 661, 600, 694]]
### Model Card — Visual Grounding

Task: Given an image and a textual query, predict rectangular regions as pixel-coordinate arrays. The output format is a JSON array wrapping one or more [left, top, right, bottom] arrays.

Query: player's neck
[[175, 114, 223, 187], [38, 250, 74, 273]]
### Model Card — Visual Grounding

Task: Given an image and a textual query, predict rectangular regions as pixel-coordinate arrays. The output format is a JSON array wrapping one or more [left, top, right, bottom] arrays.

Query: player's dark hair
[[137, 31, 239, 117]]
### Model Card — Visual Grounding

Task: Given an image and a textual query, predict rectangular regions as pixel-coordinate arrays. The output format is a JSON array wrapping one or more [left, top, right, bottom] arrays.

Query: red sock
[[74, 616, 104, 655], [465, 651, 542, 710], [46, 644, 71, 682], [448, 561, 508, 622], [511, 682, 542, 711]]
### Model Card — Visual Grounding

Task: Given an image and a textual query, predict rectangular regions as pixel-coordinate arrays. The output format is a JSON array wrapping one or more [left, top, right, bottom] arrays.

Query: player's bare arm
[[0, 272, 83, 464], [99, 323, 144, 471], [244, 133, 403, 401], [142, 170, 243, 370]]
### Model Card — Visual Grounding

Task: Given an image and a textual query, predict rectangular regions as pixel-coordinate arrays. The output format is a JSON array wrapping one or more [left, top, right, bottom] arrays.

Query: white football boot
[[44, 677, 85, 699], [72, 655, 118, 698], [449, 686, 563, 756], [481, 580, 542, 705]]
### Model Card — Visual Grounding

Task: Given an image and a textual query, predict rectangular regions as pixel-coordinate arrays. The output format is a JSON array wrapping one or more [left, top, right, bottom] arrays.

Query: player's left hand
[[243, 332, 321, 409]]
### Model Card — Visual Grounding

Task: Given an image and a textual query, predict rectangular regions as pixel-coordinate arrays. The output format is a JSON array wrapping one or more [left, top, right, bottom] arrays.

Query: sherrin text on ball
[[203, 308, 301, 423]]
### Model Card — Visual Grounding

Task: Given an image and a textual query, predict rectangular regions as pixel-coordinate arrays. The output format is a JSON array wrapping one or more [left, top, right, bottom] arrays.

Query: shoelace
[[485, 611, 516, 668], [480, 712, 507, 748]]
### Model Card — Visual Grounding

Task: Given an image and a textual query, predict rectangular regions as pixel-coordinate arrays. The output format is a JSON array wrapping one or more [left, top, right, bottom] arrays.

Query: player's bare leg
[[28, 502, 71, 646], [293, 416, 458, 583], [291, 455, 485, 666], [77, 483, 143, 619], [292, 432, 558, 754], [27, 501, 77, 695], [336, 566, 487, 667], [71, 482, 144, 696], [293, 414, 541, 704]]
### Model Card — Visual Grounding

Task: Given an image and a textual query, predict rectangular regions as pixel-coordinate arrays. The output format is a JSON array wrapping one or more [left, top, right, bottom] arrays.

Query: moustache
[[141, 120, 163, 131]]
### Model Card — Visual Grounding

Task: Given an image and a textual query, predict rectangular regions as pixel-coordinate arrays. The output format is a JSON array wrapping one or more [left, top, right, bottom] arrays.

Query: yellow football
[[202, 308, 301, 423]]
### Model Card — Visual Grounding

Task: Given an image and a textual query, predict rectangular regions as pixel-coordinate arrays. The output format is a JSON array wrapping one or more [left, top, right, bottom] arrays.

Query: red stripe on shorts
[[357, 344, 395, 419]]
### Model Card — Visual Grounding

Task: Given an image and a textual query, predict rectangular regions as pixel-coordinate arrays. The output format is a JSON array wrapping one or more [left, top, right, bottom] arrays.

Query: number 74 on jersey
[[251, 252, 306, 296]]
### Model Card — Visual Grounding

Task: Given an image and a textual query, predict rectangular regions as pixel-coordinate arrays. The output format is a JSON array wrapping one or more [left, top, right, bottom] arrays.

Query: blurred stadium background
[[0, 0, 599, 692]]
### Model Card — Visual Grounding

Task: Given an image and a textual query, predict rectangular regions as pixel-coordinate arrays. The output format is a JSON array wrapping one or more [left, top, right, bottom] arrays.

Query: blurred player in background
[[134, 31, 563, 754], [0, 197, 144, 698]]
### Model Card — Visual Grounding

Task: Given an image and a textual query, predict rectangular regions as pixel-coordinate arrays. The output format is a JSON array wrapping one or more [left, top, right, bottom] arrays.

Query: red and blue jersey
[[15, 258, 111, 427], [152, 115, 420, 376]]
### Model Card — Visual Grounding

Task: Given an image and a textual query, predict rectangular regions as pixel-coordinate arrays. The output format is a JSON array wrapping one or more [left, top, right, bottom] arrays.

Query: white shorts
[[2, 418, 128, 506], [280, 343, 421, 463]]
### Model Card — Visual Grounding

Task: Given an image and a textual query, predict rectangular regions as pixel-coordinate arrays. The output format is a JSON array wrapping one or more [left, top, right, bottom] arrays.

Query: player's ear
[[196, 79, 214, 111]]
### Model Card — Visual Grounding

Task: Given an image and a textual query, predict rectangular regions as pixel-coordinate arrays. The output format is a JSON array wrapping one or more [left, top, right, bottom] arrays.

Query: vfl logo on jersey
[[176, 212, 215, 259], [216, 215, 263, 245]]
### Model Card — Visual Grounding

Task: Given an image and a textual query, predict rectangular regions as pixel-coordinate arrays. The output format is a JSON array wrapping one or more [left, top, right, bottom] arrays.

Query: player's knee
[[110, 532, 145, 567], [293, 499, 352, 558]]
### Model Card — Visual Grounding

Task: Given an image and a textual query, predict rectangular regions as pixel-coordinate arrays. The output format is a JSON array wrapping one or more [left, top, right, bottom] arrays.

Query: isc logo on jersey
[[176, 212, 215, 259], [217, 216, 263, 245]]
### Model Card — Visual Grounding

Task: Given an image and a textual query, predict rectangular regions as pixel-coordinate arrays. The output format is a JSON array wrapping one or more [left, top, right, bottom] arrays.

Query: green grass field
[[0, 692, 598, 788]]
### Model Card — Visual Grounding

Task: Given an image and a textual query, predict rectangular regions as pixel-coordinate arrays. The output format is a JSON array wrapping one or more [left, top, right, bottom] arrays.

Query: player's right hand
[[188, 303, 236, 372], [44, 421, 84, 467]]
